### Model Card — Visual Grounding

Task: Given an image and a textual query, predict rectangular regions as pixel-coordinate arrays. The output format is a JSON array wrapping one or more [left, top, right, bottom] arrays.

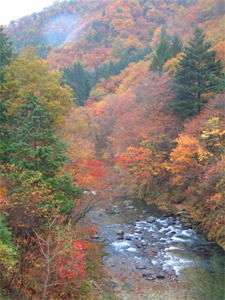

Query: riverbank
[[83, 195, 225, 300]]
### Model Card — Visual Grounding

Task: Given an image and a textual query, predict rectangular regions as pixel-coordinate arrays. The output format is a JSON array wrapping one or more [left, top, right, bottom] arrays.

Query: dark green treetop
[[5, 95, 67, 178], [173, 28, 223, 119], [62, 62, 91, 106], [150, 38, 172, 72], [170, 34, 183, 57]]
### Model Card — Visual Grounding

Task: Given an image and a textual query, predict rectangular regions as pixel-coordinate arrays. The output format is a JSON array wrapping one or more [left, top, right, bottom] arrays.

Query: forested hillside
[[1, 0, 225, 298], [6, 0, 225, 66]]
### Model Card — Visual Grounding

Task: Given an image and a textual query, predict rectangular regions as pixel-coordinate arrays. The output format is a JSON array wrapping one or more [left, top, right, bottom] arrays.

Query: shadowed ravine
[[84, 196, 225, 300]]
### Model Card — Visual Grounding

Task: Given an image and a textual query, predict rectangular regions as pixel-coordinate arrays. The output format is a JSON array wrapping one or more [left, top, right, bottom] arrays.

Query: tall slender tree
[[173, 28, 222, 119], [150, 38, 172, 72], [170, 34, 183, 57]]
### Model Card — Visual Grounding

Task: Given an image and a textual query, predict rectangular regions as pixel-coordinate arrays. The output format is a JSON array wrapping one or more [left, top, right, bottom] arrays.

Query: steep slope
[[5, 0, 225, 67]]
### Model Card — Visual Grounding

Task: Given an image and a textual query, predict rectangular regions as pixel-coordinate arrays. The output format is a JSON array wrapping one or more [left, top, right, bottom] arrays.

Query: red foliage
[[116, 147, 152, 178], [85, 99, 96, 106], [85, 159, 106, 177], [58, 240, 87, 283]]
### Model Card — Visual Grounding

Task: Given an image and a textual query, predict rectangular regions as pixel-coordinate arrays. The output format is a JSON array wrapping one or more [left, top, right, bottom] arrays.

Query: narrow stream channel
[[85, 196, 225, 300]]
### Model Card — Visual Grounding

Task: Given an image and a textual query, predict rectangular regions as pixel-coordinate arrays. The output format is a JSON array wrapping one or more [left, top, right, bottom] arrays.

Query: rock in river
[[136, 265, 147, 270], [124, 234, 133, 240], [156, 273, 165, 279], [141, 240, 148, 247], [116, 229, 124, 236], [146, 216, 156, 223]]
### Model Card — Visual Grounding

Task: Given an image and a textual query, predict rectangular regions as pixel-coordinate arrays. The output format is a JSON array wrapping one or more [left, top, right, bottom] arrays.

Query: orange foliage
[[169, 94, 225, 247], [170, 134, 210, 185], [75, 159, 107, 190], [214, 40, 225, 66], [150, 25, 163, 47]]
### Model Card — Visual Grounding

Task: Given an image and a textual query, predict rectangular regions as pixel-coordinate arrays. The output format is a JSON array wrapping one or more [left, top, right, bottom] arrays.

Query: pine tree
[[150, 38, 172, 72], [1, 95, 80, 216], [170, 34, 183, 57], [62, 62, 91, 106], [6, 95, 67, 178], [173, 28, 223, 119]]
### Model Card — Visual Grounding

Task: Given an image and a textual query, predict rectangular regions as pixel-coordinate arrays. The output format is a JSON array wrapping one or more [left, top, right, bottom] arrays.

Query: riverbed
[[85, 196, 225, 300]]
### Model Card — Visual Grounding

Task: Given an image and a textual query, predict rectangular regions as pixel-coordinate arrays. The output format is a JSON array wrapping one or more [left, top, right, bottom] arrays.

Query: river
[[85, 195, 225, 300]]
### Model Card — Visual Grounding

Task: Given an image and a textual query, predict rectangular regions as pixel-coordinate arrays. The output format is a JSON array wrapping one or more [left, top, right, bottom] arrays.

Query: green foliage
[[2, 95, 67, 178], [150, 38, 172, 72], [93, 46, 151, 84], [63, 62, 91, 106], [0, 215, 14, 246], [62, 47, 151, 105], [0, 26, 14, 84], [1, 47, 73, 125], [0, 97, 81, 220], [46, 175, 81, 215], [170, 34, 183, 57], [88, 20, 110, 43], [173, 28, 223, 119], [0, 215, 17, 273]]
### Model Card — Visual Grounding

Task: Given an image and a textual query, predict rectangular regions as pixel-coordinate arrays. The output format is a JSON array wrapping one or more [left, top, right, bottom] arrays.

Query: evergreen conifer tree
[[63, 62, 91, 106], [6, 95, 67, 178], [150, 38, 172, 72], [170, 34, 183, 57], [1, 95, 80, 216], [173, 28, 222, 119]]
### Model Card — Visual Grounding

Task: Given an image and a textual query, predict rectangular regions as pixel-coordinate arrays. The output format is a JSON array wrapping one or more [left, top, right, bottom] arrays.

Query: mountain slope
[[5, 0, 225, 68]]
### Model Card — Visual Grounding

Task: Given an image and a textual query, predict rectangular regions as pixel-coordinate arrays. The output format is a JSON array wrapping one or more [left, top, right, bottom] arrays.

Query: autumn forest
[[0, 0, 225, 299]]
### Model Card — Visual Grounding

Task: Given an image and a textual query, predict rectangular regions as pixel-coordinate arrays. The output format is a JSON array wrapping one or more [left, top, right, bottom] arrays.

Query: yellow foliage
[[170, 134, 211, 185], [200, 117, 225, 157], [124, 35, 145, 50], [0, 241, 17, 271], [163, 53, 184, 75], [2, 47, 73, 125], [90, 85, 108, 101]]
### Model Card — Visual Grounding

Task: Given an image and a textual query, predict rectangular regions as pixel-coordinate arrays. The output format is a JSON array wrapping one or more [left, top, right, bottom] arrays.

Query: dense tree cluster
[[150, 33, 183, 72], [0, 29, 100, 299], [62, 46, 151, 105], [61, 27, 224, 252], [62, 62, 91, 106]]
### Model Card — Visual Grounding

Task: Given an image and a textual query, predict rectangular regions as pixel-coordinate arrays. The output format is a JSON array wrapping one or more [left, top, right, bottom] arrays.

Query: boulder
[[124, 234, 133, 240], [116, 229, 124, 235], [146, 216, 156, 223], [156, 273, 165, 279], [136, 265, 147, 270]]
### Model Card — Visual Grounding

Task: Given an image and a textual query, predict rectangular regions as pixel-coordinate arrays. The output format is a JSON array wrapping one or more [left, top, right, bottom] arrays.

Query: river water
[[86, 196, 225, 300]]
